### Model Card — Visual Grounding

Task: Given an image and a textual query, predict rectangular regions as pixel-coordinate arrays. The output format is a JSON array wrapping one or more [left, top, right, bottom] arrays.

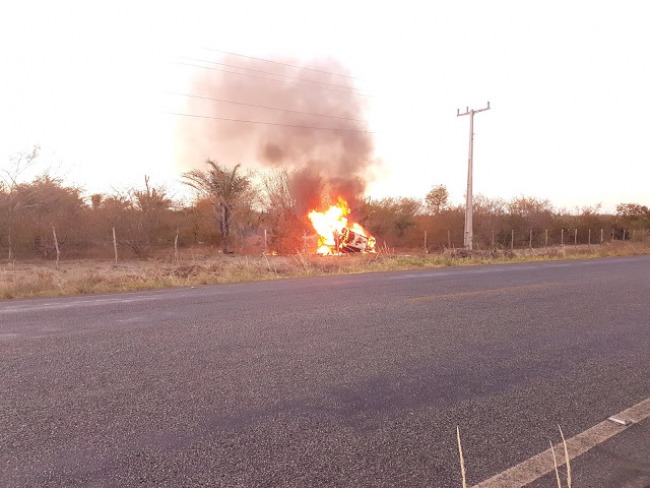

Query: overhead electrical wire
[[180, 57, 361, 92], [173, 62, 370, 97], [202, 48, 361, 80], [167, 92, 369, 123], [170, 49, 373, 132], [167, 112, 375, 133]]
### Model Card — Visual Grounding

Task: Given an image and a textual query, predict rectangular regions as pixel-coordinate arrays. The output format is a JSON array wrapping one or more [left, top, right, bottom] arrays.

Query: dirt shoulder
[[2, 242, 649, 300]]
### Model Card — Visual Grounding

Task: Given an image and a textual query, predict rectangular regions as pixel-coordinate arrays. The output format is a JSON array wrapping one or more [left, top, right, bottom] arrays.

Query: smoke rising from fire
[[177, 55, 378, 212]]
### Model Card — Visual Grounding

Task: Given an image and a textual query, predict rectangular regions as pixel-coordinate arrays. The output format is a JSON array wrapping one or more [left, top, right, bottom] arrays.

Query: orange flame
[[308, 197, 375, 255]]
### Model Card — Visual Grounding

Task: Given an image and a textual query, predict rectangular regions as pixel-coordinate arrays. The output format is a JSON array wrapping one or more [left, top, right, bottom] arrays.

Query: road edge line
[[471, 397, 650, 488]]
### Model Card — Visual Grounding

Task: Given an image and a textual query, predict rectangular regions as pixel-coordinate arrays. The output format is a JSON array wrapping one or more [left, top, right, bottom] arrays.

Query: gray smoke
[[176, 55, 377, 211]]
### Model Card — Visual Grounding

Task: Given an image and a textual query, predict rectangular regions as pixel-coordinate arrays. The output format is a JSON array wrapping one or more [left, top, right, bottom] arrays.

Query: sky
[[1, 1, 649, 213]]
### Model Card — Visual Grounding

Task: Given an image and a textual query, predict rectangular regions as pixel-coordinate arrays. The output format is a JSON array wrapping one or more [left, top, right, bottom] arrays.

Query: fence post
[[561, 229, 564, 246], [113, 227, 118, 266], [588, 229, 591, 246], [529, 229, 533, 248], [601, 228, 604, 244], [491, 229, 495, 249], [511, 230, 514, 250], [623, 229, 626, 241], [574, 228, 578, 246], [447, 230, 451, 248], [424, 230, 428, 253], [52, 226, 60, 269], [7, 231, 12, 261], [632, 229, 636, 242], [264, 229, 268, 254], [174, 228, 179, 263]]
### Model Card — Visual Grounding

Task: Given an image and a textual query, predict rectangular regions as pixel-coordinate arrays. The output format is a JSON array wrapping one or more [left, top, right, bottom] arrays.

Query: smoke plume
[[176, 55, 377, 212]]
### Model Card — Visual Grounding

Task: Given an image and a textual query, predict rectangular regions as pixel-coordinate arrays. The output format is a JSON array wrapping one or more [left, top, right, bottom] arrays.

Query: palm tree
[[182, 161, 250, 253]]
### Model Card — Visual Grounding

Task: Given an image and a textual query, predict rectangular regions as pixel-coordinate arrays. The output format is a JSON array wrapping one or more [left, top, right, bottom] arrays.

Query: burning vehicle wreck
[[308, 197, 376, 255], [337, 227, 376, 254]]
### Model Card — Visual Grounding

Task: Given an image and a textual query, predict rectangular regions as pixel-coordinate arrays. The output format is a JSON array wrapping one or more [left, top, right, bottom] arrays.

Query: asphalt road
[[1, 256, 649, 487]]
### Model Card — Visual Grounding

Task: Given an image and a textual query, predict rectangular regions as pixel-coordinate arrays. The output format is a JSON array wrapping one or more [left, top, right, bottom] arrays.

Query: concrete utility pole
[[457, 102, 490, 250]]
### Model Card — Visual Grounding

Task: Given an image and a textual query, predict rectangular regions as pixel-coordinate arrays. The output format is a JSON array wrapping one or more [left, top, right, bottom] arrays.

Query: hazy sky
[[2, 1, 648, 212]]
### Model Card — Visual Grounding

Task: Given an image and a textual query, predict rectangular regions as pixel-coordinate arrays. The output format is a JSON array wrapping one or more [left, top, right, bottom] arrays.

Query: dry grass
[[457, 424, 575, 487], [1, 242, 649, 300], [457, 426, 467, 488], [549, 426, 573, 488], [551, 439, 563, 488], [559, 425, 572, 488]]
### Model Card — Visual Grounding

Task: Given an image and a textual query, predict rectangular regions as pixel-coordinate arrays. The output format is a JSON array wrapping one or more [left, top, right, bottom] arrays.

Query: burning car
[[338, 226, 376, 253], [308, 197, 376, 255]]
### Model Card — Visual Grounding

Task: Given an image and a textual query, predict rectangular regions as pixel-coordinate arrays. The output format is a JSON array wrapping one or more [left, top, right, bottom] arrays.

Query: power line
[[202, 48, 360, 80], [181, 57, 359, 92], [167, 112, 375, 133], [173, 61, 370, 97], [167, 92, 368, 123]]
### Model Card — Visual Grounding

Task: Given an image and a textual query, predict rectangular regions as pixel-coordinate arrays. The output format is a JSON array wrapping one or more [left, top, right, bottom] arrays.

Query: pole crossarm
[[457, 101, 491, 117], [457, 101, 491, 250]]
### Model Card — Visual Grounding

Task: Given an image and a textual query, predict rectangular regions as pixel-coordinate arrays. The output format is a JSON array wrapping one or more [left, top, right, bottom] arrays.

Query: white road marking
[[472, 397, 650, 488], [0, 288, 213, 315], [0, 295, 165, 314]]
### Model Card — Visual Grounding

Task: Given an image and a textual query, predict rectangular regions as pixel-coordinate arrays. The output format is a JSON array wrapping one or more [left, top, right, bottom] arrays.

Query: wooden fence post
[[174, 228, 179, 263], [511, 230, 514, 250], [52, 226, 60, 269], [113, 227, 118, 266], [529, 230, 533, 249]]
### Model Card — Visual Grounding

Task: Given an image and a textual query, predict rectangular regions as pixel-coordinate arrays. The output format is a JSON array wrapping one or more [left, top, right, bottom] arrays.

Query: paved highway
[[1, 256, 649, 487]]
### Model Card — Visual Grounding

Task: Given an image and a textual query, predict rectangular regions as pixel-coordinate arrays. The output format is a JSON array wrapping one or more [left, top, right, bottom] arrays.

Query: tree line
[[1, 154, 649, 260]]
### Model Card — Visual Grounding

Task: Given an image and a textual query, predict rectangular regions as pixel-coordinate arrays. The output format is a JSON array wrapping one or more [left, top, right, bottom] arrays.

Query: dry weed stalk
[[292, 252, 311, 273], [456, 426, 467, 488], [262, 252, 272, 273], [559, 425, 571, 488], [550, 440, 562, 488]]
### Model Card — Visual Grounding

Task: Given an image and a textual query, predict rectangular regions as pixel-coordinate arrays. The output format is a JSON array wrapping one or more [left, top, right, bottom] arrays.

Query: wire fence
[[423, 227, 645, 253], [0, 226, 647, 264]]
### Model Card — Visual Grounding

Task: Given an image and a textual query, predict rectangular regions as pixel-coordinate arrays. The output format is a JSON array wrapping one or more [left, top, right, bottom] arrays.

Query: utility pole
[[457, 102, 490, 250]]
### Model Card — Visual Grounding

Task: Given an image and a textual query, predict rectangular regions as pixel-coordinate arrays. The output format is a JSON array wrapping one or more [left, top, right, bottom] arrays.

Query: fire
[[308, 197, 376, 255]]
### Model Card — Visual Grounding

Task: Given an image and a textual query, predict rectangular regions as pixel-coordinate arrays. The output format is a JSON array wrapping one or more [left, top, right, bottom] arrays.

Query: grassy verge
[[1, 242, 649, 300]]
